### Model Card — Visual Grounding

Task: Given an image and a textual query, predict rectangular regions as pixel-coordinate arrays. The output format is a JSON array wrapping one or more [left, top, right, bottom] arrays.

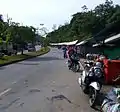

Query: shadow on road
[[0, 66, 6, 70], [27, 56, 64, 62], [47, 94, 80, 108], [17, 63, 39, 65], [92, 92, 107, 111]]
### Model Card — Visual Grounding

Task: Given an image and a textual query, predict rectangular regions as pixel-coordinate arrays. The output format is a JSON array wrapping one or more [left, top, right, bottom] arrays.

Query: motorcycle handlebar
[[112, 75, 120, 82]]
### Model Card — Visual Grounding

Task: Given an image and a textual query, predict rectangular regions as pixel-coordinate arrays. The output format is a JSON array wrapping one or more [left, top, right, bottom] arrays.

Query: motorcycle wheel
[[76, 64, 80, 72], [68, 61, 71, 70], [89, 87, 97, 108], [71, 64, 76, 72], [73, 64, 77, 72], [72, 64, 79, 72]]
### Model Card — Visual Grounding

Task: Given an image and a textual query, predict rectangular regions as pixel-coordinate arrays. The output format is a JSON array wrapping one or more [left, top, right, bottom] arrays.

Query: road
[[0, 48, 97, 112]]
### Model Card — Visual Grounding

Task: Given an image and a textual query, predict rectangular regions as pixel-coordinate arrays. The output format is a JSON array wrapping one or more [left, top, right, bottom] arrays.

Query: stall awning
[[50, 40, 78, 46], [105, 33, 120, 43], [76, 40, 87, 46], [93, 33, 120, 47]]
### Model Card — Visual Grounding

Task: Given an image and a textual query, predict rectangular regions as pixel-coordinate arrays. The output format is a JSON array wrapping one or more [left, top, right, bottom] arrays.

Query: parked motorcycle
[[72, 60, 80, 72], [84, 60, 94, 71], [78, 62, 104, 107], [68, 59, 80, 72], [68, 60, 72, 70], [86, 53, 94, 60]]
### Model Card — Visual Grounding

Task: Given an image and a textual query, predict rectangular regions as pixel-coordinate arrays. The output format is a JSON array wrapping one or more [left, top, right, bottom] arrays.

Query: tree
[[16, 26, 36, 54], [52, 24, 57, 31], [81, 5, 88, 12], [0, 15, 39, 55], [0, 37, 3, 45], [47, 0, 120, 43]]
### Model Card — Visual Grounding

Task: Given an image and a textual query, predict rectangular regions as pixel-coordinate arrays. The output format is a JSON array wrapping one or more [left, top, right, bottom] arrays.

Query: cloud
[[0, 0, 120, 31]]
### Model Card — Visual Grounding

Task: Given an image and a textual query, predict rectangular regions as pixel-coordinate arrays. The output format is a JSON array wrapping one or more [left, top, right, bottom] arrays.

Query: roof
[[50, 40, 78, 46], [105, 33, 120, 43], [76, 38, 96, 46], [92, 43, 101, 47], [76, 40, 87, 46], [93, 33, 120, 47]]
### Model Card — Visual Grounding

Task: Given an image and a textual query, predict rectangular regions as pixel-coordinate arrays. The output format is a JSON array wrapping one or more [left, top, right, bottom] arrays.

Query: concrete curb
[[0, 48, 50, 67]]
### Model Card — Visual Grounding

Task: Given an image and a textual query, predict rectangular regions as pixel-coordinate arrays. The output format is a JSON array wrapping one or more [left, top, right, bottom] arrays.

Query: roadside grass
[[0, 47, 50, 65]]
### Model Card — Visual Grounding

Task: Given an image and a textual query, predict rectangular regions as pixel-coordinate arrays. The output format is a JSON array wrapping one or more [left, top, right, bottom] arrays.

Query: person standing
[[62, 46, 67, 58]]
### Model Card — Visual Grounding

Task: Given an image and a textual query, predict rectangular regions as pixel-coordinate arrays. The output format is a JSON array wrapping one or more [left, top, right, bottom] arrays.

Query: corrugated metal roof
[[105, 33, 120, 43], [50, 40, 78, 46], [92, 43, 101, 47], [76, 40, 87, 46], [92, 33, 120, 47]]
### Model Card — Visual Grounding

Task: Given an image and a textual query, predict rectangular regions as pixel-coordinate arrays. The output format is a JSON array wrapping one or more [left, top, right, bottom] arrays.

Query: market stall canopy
[[76, 40, 87, 46], [105, 33, 120, 43], [50, 43, 59, 46], [93, 33, 120, 47], [76, 38, 96, 46], [50, 40, 78, 46]]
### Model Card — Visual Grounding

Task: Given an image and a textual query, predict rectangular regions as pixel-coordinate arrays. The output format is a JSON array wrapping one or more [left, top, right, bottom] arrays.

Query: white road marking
[[0, 88, 12, 97]]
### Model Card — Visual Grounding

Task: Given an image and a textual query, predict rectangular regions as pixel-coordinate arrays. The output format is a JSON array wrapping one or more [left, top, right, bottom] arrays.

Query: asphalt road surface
[[0, 48, 97, 112]]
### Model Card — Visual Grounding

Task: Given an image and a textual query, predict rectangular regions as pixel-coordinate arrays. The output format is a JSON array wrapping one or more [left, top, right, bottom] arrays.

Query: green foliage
[[0, 47, 50, 65], [0, 17, 37, 46], [47, 0, 120, 43], [0, 37, 3, 45]]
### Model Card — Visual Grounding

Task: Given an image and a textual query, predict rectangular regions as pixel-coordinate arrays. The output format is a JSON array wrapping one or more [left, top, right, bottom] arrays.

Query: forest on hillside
[[46, 0, 120, 43]]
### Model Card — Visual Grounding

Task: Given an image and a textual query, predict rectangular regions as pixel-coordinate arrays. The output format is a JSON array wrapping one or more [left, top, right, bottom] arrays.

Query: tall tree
[[52, 24, 57, 31], [47, 0, 119, 43]]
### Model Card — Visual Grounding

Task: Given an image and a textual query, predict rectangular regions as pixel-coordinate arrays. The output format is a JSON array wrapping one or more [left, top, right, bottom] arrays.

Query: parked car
[[28, 44, 36, 52]]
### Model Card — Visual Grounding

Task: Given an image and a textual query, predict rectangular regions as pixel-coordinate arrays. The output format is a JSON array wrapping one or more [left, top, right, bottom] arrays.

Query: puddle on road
[[47, 94, 80, 108], [52, 89, 56, 92], [17, 102, 24, 108], [51, 95, 72, 103]]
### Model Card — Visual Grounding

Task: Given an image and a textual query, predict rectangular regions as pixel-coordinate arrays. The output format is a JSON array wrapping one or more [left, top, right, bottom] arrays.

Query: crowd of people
[[62, 45, 106, 67]]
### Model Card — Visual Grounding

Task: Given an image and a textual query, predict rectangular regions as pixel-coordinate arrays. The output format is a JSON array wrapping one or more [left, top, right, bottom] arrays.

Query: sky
[[0, 0, 120, 32]]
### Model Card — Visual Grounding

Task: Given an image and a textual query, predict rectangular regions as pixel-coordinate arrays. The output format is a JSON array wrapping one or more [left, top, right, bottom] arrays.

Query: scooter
[[84, 60, 94, 71], [68, 60, 72, 70], [68, 59, 80, 72], [72, 60, 80, 72], [78, 66, 103, 107]]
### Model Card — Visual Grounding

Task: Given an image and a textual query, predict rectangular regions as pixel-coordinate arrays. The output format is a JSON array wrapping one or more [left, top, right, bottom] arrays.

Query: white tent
[[76, 40, 87, 46], [50, 40, 78, 46], [63, 40, 78, 45], [50, 43, 59, 46]]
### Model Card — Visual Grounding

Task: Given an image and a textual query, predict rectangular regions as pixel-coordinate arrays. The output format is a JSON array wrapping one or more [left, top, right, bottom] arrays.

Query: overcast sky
[[0, 0, 120, 31]]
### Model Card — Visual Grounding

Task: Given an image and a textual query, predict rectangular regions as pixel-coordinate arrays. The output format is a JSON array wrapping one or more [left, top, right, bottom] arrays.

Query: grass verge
[[0, 47, 50, 66]]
